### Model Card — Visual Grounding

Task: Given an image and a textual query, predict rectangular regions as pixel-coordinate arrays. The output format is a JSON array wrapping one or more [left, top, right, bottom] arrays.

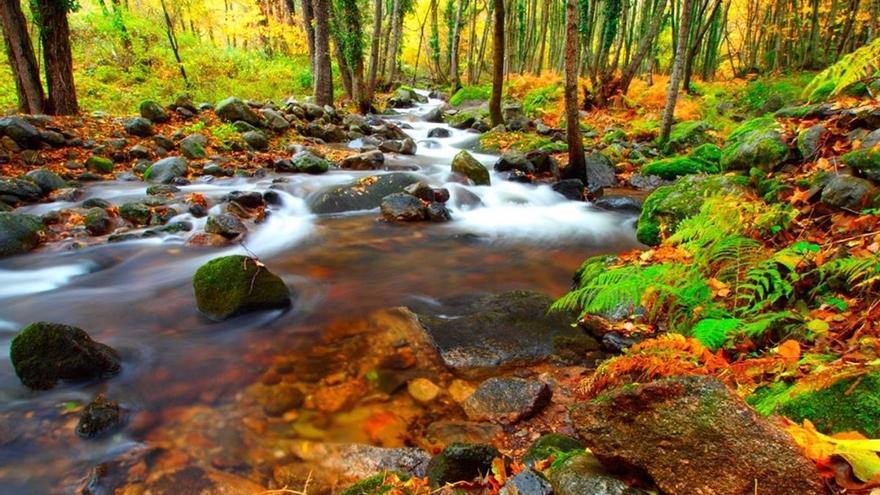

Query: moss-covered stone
[[452, 150, 491, 186], [340, 473, 409, 495], [523, 433, 584, 467], [602, 129, 628, 144], [119, 202, 151, 226], [192, 255, 291, 321], [10, 322, 121, 390], [636, 174, 748, 245], [448, 109, 484, 129], [426, 443, 500, 488], [719, 117, 789, 172], [664, 120, 711, 153], [642, 156, 718, 180], [85, 155, 114, 174], [0, 212, 44, 257], [842, 147, 880, 183], [690, 143, 722, 164]]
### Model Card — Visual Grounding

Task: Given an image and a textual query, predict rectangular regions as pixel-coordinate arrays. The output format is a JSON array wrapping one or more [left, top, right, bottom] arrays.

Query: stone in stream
[[426, 202, 452, 222], [205, 214, 247, 238], [583, 152, 617, 193], [494, 151, 535, 174], [415, 290, 591, 377], [119, 202, 151, 225], [500, 469, 553, 495], [84, 207, 114, 236], [288, 150, 332, 174], [215, 97, 263, 127], [145, 156, 188, 183], [9, 322, 121, 390], [427, 127, 451, 138], [0, 177, 43, 202], [426, 443, 500, 488], [462, 377, 551, 424], [341, 149, 385, 170], [549, 453, 644, 495], [283, 441, 431, 485], [570, 375, 825, 495], [451, 150, 490, 185], [0, 212, 44, 257], [24, 168, 66, 194], [379, 137, 417, 155], [424, 107, 445, 123], [76, 394, 123, 439], [192, 255, 291, 321], [380, 193, 427, 222], [309, 172, 422, 214], [551, 179, 585, 201]]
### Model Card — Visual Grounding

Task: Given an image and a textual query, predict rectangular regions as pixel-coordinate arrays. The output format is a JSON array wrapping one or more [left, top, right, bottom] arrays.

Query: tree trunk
[[660, 0, 693, 143], [34, 0, 79, 115], [367, 0, 382, 98], [335, 42, 354, 99], [449, 0, 465, 92], [160, 0, 189, 88], [387, 0, 402, 83], [413, 5, 432, 86], [475, 0, 493, 82], [563, 0, 585, 182], [300, 0, 316, 72], [0, 0, 45, 114], [534, 0, 550, 74], [490, 0, 505, 126], [313, 0, 334, 106]]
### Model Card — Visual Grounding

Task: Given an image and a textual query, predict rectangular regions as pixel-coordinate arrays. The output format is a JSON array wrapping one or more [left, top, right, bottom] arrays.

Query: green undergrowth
[[449, 85, 492, 106], [479, 129, 566, 153]]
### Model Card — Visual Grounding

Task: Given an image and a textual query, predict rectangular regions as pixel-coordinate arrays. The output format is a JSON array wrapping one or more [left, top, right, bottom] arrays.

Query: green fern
[[813, 255, 880, 295], [803, 37, 880, 101], [691, 312, 796, 350]]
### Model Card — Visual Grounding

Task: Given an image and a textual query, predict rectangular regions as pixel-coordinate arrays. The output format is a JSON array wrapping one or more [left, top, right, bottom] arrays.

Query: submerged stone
[[76, 394, 123, 439]]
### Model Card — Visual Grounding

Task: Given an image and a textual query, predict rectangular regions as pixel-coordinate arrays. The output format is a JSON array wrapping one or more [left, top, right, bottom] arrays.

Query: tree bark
[[367, 0, 382, 98], [313, 0, 334, 106], [300, 0, 316, 72], [387, 0, 402, 83], [660, 0, 694, 143], [0, 0, 45, 114], [563, 0, 586, 182], [534, 0, 550, 74], [34, 0, 79, 115], [490, 0, 505, 126], [449, 0, 466, 92]]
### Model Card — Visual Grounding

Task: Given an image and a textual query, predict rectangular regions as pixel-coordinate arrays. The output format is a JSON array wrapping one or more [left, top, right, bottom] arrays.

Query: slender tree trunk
[[368, 0, 382, 98], [413, 6, 432, 86], [300, 0, 316, 72], [387, 0, 402, 83], [313, 0, 334, 105], [534, 0, 550, 73], [0, 0, 45, 114], [160, 0, 189, 88], [34, 0, 78, 115], [449, 0, 466, 92], [475, 0, 493, 82], [660, 0, 693, 143], [490, 0, 505, 126], [335, 42, 354, 99], [563, 0, 585, 182], [466, 1, 479, 83]]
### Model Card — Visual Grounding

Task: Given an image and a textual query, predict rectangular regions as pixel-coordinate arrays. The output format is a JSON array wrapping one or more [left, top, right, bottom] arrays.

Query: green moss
[[85, 156, 114, 174], [451, 150, 491, 185], [635, 174, 748, 246], [842, 148, 880, 174], [479, 129, 563, 153], [719, 117, 789, 172], [663, 120, 711, 153], [642, 156, 718, 180], [449, 85, 492, 106], [691, 144, 722, 164], [807, 80, 836, 103], [523, 433, 584, 466], [774, 104, 823, 119], [523, 85, 561, 117], [9, 322, 120, 390], [192, 255, 291, 321], [740, 74, 811, 111], [602, 129, 628, 144], [751, 373, 880, 437], [340, 473, 408, 495], [447, 109, 485, 129]]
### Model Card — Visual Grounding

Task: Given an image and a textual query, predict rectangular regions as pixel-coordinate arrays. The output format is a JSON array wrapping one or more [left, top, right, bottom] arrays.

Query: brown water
[[0, 98, 640, 493]]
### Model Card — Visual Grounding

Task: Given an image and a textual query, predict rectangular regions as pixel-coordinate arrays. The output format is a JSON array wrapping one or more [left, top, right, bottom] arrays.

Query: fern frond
[[813, 255, 880, 295], [803, 37, 880, 100]]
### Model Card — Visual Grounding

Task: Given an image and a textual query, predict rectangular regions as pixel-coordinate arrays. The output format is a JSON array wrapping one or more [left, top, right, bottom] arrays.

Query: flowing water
[[0, 94, 640, 493]]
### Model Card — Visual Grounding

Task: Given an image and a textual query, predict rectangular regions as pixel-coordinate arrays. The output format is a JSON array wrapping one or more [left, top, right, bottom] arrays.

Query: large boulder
[[415, 290, 594, 377], [0, 116, 41, 149], [0, 212, 43, 257], [215, 97, 263, 127], [9, 322, 121, 390], [426, 443, 499, 488], [308, 173, 422, 214], [452, 150, 491, 185], [820, 174, 876, 209], [636, 174, 748, 246], [145, 156, 188, 183], [719, 117, 789, 172], [462, 377, 551, 424], [583, 152, 617, 192], [570, 375, 825, 495], [193, 255, 291, 321]]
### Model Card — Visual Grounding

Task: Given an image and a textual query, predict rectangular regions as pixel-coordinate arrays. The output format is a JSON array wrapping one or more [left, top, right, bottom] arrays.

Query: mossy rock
[[642, 156, 718, 180], [751, 373, 880, 437], [192, 255, 291, 321], [663, 120, 711, 153], [448, 109, 484, 129], [602, 129, 628, 144], [842, 147, 880, 183], [690, 143, 722, 164], [426, 442, 500, 488], [523, 433, 584, 467], [0, 212, 44, 257], [449, 85, 491, 107], [635, 174, 748, 245], [340, 472, 409, 495], [10, 322, 121, 390], [85, 156, 114, 174], [719, 117, 789, 172], [452, 150, 491, 186]]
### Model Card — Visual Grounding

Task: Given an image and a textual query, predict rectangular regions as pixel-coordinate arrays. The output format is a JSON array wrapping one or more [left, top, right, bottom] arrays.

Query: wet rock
[[820, 174, 876, 209], [0, 213, 44, 257], [452, 150, 490, 185], [426, 421, 503, 446], [128, 465, 265, 495], [552, 179, 585, 201], [342, 150, 385, 170], [523, 433, 584, 467], [261, 383, 305, 417], [180, 133, 208, 159], [797, 124, 826, 159], [120, 202, 151, 225], [76, 394, 123, 438], [202, 162, 228, 177], [185, 232, 229, 247], [593, 195, 643, 212], [9, 322, 120, 390], [408, 378, 441, 403], [216, 97, 263, 127], [205, 214, 247, 238], [309, 173, 422, 214], [571, 375, 825, 495], [260, 108, 290, 132], [84, 207, 114, 235], [289, 442, 431, 481], [147, 184, 180, 196], [193, 255, 291, 321], [424, 107, 445, 123], [50, 187, 83, 202], [25, 168, 65, 194], [82, 197, 112, 209], [500, 469, 553, 495], [0, 116, 41, 148], [719, 117, 789, 172], [124, 117, 154, 137], [228, 191, 264, 209], [415, 290, 588, 377], [381, 193, 427, 222], [0, 177, 42, 202], [462, 377, 551, 424], [243, 130, 269, 150], [583, 152, 617, 192], [427, 443, 500, 488], [426, 202, 452, 222], [494, 152, 535, 174], [146, 156, 189, 183], [289, 150, 332, 174], [428, 127, 451, 138], [549, 453, 642, 495]]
